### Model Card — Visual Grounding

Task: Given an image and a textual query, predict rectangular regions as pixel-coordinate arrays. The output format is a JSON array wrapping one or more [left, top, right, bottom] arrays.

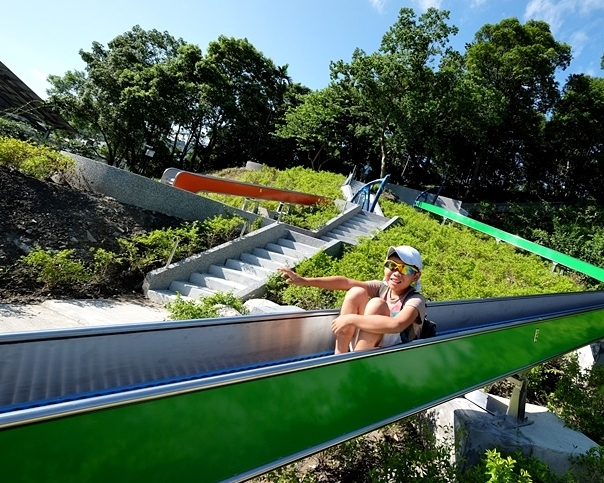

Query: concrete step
[[330, 225, 371, 238], [209, 264, 263, 283], [240, 252, 283, 270], [252, 247, 298, 265], [275, 238, 318, 256], [146, 289, 181, 304], [169, 280, 216, 299], [265, 242, 309, 260], [189, 273, 248, 292], [225, 258, 272, 278], [143, 212, 393, 305], [340, 221, 376, 234], [322, 232, 359, 245], [348, 214, 384, 230]]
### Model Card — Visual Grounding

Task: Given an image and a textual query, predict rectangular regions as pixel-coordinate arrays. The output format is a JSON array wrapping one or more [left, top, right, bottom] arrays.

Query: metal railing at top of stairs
[[350, 174, 390, 213], [415, 200, 604, 283]]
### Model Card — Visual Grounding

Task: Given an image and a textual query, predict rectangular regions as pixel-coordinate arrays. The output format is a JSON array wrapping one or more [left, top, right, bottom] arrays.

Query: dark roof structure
[[0, 61, 74, 132]]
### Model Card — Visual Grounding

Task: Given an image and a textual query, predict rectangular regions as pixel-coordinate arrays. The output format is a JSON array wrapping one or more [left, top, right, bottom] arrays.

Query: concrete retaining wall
[[62, 153, 268, 226]]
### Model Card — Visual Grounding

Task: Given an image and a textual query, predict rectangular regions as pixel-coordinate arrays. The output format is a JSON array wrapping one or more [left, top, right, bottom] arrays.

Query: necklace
[[387, 289, 401, 301]]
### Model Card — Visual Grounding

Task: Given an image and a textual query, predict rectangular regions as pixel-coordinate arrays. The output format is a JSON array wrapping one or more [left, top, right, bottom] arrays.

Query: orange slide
[[172, 170, 330, 206]]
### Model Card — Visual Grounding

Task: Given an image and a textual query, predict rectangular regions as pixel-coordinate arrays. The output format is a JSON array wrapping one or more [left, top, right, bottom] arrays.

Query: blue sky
[[2, 0, 603, 99]]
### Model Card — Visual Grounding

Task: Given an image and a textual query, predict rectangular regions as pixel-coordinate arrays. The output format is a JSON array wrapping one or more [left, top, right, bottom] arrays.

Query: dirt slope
[[0, 166, 184, 303]]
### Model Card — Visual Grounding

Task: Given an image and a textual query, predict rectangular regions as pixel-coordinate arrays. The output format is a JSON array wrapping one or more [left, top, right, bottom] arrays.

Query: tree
[[423, 52, 508, 198], [330, 8, 459, 181], [463, 18, 571, 199], [47, 26, 195, 176], [275, 84, 374, 171], [194, 36, 295, 171], [544, 74, 604, 202]]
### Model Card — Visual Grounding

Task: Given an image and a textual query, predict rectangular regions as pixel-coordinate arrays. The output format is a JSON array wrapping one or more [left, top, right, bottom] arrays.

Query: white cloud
[[417, 0, 444, 10], [524, 0, 604, 32], [368, 0, 386, 13], [470, 0, 488, 7], [31, 69, 48, 81], [568, 29, 588, 58], [524, 0, 568, 31]]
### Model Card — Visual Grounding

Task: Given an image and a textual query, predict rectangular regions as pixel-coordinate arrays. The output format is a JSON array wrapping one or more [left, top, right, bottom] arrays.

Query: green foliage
[[0, 136, 74, 178], [277, 251, 341, 310], [459, 448, 568, 483], [260, 415, 457, 483], [200, 215, 247, 248], [567, 446, 604, 483], [90, 248, 123, 280], [268, 200, 581, 310], [474, 203, 604, 289], [206, 166, 345, 230], [0, 117, 44, 142], [21, 249, 90, 288], [483, 450, 533, 483], [547, 355, 604, 445], [166, 292, 248, 320], [118, 215, 245, 273]]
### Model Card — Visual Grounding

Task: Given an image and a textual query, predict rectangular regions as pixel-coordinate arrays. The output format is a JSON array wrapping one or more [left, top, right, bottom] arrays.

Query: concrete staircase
[[144, 205, 398, 304]]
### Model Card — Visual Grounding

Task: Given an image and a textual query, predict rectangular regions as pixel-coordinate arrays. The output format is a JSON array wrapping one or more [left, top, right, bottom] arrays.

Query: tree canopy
[[41, 12, 604, 204]]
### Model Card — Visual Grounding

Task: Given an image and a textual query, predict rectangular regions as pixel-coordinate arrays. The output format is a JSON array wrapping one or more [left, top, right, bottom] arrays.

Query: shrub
[[118, 215, 245, 273], [0, 136, 74, 178], [21, 248, 90, 288], [567, 446, 604, 483], [166, 292, 249, 320], [547, 355, 604, 445], [0, 116, 43, 142], [90, 247, 123, 280], [260, 415, 457, 483], [461, 449, 540, 483]]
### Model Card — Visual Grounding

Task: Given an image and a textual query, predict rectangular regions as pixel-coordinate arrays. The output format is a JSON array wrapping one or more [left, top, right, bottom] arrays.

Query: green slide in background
[[415, 200, 604, 283]]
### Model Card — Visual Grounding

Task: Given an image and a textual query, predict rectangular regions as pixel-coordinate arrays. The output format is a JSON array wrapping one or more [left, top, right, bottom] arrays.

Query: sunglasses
[[383, 259, 419, 275]]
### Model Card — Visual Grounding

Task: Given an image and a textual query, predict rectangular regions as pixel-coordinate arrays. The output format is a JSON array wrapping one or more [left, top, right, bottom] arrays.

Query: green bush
[[21, 248, 90, 288], [166, 292, 249, 320], [567, 446, 604, 483], [118, 215, 245, 273], [90, 247, 123, 280], [547, 355, 604, 445], [474, 202, 604, 289], [0, 136, 74, 178], [460, 449, 548, 483], [261, 415, 457, 483]]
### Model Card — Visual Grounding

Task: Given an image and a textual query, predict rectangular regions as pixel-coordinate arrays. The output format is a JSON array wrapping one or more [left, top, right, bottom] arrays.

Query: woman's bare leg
[[353, 298, 390, 351], [334, 286, 369, 354]]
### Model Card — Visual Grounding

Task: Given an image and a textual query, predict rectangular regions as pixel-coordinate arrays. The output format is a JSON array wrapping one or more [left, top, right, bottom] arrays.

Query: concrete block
[[243, 299, 306, 315], [429, 395, 597, 477], [245, 161, 263, 171]]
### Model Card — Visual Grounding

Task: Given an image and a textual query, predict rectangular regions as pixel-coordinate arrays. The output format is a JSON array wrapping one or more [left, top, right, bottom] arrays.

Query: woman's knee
[[344, 286, 369, 302], [341, 286, 370, 314], [364, 297, 390, 316]]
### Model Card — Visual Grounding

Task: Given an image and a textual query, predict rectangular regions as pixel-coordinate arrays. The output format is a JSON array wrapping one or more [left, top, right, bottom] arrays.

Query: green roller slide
[[415, 200, 604, 283], [2, 290, 604, 482]]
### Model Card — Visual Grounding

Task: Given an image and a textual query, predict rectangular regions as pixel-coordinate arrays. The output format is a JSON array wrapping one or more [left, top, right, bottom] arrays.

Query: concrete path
[[0, 299, 167, 333]]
